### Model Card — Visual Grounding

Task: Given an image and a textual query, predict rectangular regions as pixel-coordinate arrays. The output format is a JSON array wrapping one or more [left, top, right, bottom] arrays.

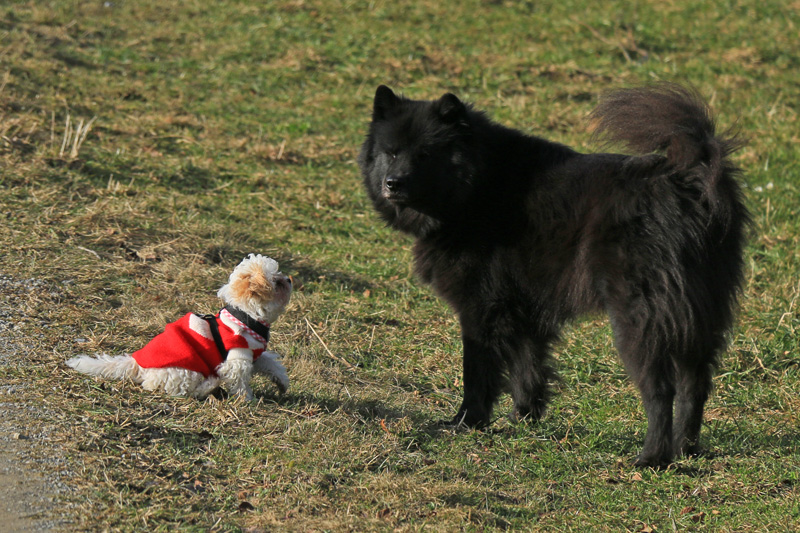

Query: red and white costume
[[132, 309, 267, 377]]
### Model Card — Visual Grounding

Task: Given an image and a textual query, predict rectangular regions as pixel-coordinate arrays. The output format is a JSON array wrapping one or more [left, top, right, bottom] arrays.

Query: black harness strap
[[197, 313, 229, 360], [223, 306, 271, 344]]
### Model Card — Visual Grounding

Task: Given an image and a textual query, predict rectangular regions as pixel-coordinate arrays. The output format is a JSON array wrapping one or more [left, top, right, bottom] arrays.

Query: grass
[[1, 0, 798, 530]]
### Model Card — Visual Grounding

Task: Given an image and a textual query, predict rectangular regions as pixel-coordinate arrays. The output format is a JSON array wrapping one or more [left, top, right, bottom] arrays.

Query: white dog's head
[[217, 254, 292, 324]]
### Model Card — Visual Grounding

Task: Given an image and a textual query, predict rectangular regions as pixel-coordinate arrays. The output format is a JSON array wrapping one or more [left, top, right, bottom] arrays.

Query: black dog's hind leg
[[508, 337, 555, 423], [672, 358, 715, 457], [632, 360, 676, 467], [611, 313, 677, 467], [452, 334, 504, 428]]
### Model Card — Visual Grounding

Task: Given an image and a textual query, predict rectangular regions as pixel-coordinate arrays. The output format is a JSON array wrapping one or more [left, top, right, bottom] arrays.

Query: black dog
[[358, 83, 748, 466]]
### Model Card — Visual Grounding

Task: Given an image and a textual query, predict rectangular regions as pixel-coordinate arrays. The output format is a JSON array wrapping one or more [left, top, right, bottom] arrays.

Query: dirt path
[[0, 411, 64, 532], [0, 377, 70, 532], [0, 276, 72, 532]]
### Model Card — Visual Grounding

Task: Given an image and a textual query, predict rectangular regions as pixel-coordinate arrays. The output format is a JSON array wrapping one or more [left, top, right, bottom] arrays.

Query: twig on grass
[[76, 246, 102, 260], [304, 317, 356, 371]]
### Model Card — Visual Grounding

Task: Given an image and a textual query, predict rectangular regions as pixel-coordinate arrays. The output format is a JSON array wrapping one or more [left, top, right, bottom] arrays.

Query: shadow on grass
[[708, 423, 800, 459], [65, 153, 228, 194], [274, 390, 426, 425], [77, 411, 216, 454]]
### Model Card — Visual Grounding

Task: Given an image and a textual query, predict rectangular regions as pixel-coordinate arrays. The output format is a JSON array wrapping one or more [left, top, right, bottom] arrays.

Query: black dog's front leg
[[451, 334, 503, 428]]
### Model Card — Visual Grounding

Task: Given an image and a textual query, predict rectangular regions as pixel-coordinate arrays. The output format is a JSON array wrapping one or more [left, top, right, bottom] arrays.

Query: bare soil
[[0, 276, 72, 532]]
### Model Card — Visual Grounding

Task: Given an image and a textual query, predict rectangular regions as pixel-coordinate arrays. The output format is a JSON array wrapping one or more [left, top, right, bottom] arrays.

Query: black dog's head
[[358, 86, 479, 236]]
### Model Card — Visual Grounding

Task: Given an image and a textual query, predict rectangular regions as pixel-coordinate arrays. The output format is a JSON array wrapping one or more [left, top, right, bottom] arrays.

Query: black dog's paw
[[675, 443, 711, 459], [632, 453, 672, 469], [436, 410, 490, 430], [511, 405, 546, 424], [433, 418, 472, 433]]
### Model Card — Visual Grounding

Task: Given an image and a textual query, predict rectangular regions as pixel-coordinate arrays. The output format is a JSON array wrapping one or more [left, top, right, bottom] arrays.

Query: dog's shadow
[[254, 383, 462, 450], [271, 388, 800, 472], [260, 390, 426, 425]]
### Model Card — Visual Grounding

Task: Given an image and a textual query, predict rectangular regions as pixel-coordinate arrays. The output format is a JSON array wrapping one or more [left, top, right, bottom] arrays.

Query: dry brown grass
[[1, 0, 798, 530]]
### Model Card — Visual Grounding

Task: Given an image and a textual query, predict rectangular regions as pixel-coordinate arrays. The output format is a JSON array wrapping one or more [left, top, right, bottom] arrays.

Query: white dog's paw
[[231, 387, 255, 402], [254, 351, 289, 394]]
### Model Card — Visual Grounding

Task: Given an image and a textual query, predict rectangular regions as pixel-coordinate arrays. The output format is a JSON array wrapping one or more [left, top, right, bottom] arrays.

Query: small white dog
[[67, 254, 292, 400]]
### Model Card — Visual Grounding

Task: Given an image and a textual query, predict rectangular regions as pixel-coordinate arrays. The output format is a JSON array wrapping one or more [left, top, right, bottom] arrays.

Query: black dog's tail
[[590, 83, 744, 222]]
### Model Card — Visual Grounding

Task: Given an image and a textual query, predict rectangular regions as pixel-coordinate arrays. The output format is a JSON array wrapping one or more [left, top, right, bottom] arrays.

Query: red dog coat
[[132, 311, 266, 377]]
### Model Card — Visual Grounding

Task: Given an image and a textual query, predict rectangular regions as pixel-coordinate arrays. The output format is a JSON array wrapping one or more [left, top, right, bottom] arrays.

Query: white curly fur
[[66, 254, 291, 400]]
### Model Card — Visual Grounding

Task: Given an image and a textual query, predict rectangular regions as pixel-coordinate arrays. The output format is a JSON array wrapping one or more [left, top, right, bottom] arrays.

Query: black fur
[[358, 83, 748, 467]]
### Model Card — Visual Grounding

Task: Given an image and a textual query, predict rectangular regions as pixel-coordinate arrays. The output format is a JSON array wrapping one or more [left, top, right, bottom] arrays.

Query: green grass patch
[[1, 0, 798, 530]]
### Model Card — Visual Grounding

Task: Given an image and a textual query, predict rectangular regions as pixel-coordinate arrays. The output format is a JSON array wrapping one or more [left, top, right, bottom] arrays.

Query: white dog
[[67, 254, 292, 400]]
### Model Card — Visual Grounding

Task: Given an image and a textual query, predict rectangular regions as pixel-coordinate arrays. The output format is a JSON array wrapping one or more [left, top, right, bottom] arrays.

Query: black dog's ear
[[436, 93, 466, 123], [373, 85, 400, 121]]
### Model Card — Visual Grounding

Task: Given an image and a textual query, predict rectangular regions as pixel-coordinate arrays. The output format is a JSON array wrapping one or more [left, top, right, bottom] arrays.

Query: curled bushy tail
[[590, 83, 744, 217]]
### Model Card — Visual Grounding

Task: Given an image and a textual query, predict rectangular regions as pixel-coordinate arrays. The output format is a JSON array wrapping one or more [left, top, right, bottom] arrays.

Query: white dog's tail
[[66, 354, 141, 381]]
